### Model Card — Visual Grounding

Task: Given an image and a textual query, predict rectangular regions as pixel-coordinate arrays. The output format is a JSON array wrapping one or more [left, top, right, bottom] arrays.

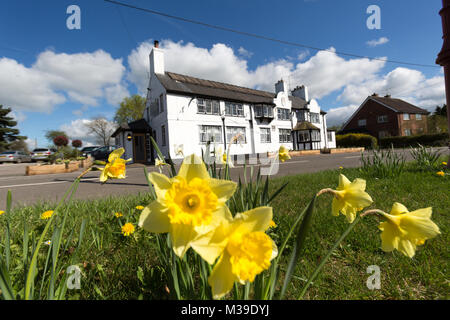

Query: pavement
[[0, 147, 447, 209]]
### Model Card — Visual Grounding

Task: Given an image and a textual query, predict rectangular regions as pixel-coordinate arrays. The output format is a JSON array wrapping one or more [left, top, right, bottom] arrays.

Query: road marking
[[0, 177, 99, 189], [345, 156, 362, 159]]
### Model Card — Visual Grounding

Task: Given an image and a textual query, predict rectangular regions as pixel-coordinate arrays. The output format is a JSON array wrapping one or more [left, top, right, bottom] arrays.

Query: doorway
[[133, 133, 146, 163]]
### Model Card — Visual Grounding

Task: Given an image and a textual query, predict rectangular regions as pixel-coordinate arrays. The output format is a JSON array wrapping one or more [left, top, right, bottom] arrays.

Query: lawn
[[0, 161, 448, 300]]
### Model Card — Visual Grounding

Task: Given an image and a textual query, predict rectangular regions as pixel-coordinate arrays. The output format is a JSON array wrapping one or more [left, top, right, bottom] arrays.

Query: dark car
[[80, 146, 100, 158], [91, 145, 119, 161]]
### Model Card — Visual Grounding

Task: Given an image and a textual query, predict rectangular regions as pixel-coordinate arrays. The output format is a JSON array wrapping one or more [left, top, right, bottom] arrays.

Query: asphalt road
[[0, 148, 447, 209]]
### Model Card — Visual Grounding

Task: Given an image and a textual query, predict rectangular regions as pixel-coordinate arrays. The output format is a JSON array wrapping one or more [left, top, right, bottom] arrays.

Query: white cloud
[[366, 37, 389, 47], [297, 50, 310, 61], [60, 118, 117, 146], [238, 47, 253, 58], [326, 105, 359, 127], [0, 50, 127, 113]]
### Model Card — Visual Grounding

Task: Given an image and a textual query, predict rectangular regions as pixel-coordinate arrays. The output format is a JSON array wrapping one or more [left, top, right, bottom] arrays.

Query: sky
[[0, 0, 446, 149]]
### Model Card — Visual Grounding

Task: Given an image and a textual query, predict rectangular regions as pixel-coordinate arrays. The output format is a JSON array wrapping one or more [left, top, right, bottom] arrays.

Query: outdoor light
[[127, 134, 132, 141]]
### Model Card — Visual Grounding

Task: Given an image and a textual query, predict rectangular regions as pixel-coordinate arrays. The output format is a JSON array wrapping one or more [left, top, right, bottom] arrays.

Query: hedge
[[379, 133, 449, 148], [336, 133, 378, 149]]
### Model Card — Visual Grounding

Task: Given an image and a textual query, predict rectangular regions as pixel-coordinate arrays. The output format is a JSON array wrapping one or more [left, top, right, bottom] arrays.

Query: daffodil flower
[[378, 202, 440, 258], [174, 144, 184, 157], [278, 146, 291, 163], [331, 174, 373, 223], [198, 207, 277, 299], [138, 154, 237, 258], [0, 210, 4, 216], [99, 148, 131, 183], [216, 147, 234, 168]]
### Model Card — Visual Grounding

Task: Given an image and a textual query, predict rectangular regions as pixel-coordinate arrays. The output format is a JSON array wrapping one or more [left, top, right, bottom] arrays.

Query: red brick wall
[[343, 99, 400, 138], [398, 113, 428, 136]]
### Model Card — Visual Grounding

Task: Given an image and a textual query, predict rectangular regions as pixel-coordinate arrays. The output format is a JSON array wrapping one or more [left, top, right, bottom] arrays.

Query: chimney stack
[[291, 85, 309, 102], [149, 40, 164, 75], [275, 79, 288, 95]]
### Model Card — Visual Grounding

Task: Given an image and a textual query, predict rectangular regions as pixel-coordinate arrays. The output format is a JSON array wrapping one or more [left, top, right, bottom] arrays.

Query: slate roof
[[370, 96, 430, 114], [156, 72, 309, 107], [111, 119, 151, 137]]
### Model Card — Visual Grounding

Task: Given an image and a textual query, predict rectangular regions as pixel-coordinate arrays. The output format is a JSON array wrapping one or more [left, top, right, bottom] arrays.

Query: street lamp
[[221, 113, 227, 151]]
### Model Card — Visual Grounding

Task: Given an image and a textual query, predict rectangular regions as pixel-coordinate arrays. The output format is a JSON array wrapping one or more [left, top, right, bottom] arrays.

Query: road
[[0, 148, 447, 209]]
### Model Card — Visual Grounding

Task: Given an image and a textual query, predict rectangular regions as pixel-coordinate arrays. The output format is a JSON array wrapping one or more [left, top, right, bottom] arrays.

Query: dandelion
[[115, 212, 123, 218], [378, 202, 440, 258], [41, 210, 54, 220], [99, 148, 131, 183], [278, 146, 291, 163], [44, 240, 52, 246], [318, 174, 373, 223], [0, 210, 4, 216], [121, 223, 135, 237], [339, 166, 343, 170], [139, 154, 237, 258], [135, 205, 145, 210], [201, 207, 277, 299], [442, 162, 447, 166], [436, 171, 445, 177]]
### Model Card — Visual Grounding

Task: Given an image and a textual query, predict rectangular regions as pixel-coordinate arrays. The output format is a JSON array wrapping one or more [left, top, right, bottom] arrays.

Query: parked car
[[31, 148, 57, 162], [0, 151, 32, 163], [91, 145, 119, 161], [80, 146, 100, 158]]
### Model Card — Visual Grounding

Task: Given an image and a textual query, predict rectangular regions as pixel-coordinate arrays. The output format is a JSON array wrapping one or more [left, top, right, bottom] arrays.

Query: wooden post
[[436, 0, 450, 168]]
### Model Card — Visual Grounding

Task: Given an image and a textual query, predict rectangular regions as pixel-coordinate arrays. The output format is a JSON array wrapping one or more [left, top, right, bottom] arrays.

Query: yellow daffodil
[[115, 212, 123, 218], [41, 210, 54, 220], [216, 147, 234, 168], [199, 207, 277, 299], [442, 162, 447, 166], [138, 154, 237, 258], [278, 146, 291, 163], [99, 148, 131, 183], [436, 171, 445, 177], [331, 174, 373, 223], [174, 144, 184, 157], [378, 202, 440, 258], [0, 210, 4, 216], [155, 158, 167, 167], [339, 166, 343, 170], [121, 223, 135, 237], [135, 205, 145, 210]]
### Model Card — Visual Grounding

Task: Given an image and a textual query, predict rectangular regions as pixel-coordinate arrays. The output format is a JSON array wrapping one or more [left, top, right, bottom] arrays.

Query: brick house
[[341, 94, 430, 138]]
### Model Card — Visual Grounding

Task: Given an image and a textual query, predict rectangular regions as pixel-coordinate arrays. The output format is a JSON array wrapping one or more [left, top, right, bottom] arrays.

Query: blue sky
[[0, 0, 445, 148]]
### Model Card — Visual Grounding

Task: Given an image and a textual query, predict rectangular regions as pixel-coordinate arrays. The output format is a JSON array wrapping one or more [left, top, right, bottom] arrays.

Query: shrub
[[53, 135, 69, 147], [72, 139, 82, 148], [379, 133, 449, 148], [336, 133, 378, 149], [410, 144, 443, 171]]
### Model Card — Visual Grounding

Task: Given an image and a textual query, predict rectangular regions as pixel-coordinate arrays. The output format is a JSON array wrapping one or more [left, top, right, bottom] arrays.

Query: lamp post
[[221, 114, 227, 151], [436, 0, 450, 168]]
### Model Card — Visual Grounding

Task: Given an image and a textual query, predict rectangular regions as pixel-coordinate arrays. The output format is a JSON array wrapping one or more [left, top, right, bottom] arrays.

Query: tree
[[434, 104, 447, 117], [114, 95, 146, 124], [45, 130, 68, 143], [72, 139, 82, 149], [86, 117, 117, 146], [0, 105, 27, 152], [53, 135, 69, 147], [9, 139, 29, 153]]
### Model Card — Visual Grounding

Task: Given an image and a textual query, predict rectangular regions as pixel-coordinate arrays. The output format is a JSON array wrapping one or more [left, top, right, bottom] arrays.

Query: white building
[[113, 41, 335, 163]]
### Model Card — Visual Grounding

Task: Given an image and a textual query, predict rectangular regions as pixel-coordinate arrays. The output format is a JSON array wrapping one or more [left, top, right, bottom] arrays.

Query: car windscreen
[[33, 149, 49, 152], [1, 151, 16, 154], [83, 147, 98, 151]]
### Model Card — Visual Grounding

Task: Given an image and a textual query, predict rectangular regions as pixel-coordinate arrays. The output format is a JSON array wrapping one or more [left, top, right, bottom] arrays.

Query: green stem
[[298, 215, 361, 299]]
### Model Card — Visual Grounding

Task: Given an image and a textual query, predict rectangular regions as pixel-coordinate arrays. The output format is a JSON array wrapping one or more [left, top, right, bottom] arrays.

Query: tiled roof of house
[[156, 72, 308, 107], [370, 96, 430, 114], [288, 96, 309, 109], [292, 121, 320, 131], [111, 119, 151, 137]]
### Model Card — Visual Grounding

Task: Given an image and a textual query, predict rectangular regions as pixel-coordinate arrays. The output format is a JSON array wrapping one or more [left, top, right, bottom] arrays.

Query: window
[[260, 128, 271, 143], [416, 114, 422, 120], [225, 102, 244, 116], [161, 125, 166, 146], [296, 110, 307, 122], [199, 125, 222, 143], [277, 108, 290, 121], [311, 130, 321, 141], [254, 104, 274, 118], [310, 113, 320, 124], [197, 98, 220, 115], [378, 130, 389, 138], [403, 113, 410, 120], [298, 131, 309, 142], [358, 119, 367, 127], [404, 128, 411, 136], [377, 115, 388, 123], [279, 129, 292, 143], [226, 127, 246, 144], [327, 131, 333, 141], [159, 94, 164, 113]]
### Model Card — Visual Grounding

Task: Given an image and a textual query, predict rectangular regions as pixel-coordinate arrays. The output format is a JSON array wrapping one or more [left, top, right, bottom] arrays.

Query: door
[[133, 134, 146, 163]]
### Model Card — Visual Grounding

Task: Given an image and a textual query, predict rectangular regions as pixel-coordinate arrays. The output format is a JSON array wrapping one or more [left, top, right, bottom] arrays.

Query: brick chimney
[[291, 85, 309, 101], [149, 40, 164, 75]]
